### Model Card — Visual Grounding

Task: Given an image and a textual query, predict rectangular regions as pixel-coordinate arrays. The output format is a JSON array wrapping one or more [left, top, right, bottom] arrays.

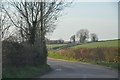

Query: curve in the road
[[39, 58, 118, 78]]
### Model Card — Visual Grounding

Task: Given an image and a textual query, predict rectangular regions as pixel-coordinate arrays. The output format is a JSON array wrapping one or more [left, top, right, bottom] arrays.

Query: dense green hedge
[[2, 40, 51, 78], [2, 41, 46, 68]]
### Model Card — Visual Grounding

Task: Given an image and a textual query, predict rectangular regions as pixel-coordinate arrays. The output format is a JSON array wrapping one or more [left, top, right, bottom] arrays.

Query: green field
[[47, 40, 119, 49], [47, 44, 67, 49], [71, 40, 119, 48]]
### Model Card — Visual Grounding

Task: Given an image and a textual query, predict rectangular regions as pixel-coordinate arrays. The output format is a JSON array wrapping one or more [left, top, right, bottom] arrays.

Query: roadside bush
[[57, 47, 118, 63], [103, 48, 118, 62], [2, 40, 44, 68]]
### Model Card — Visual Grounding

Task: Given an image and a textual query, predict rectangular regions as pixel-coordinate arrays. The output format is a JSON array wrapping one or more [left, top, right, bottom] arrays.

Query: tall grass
[[48, 47, 119, 70], [58, 48, 119, 62]]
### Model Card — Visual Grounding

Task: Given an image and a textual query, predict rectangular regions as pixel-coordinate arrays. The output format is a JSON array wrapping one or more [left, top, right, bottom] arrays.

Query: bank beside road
[[47, 40, 119, 70]]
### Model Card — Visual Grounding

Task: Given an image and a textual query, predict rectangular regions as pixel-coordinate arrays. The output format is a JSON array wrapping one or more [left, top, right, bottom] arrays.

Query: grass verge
[[48, 50, 119, 70], [48, 50, 80, 61], [2, 64, 51, 78]]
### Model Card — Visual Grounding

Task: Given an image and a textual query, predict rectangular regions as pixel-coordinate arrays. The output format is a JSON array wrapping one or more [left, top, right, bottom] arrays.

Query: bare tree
[[2, 0, 71, 64], [76, 29, 89, 43], [90, 33, 98, 42], [0, 3, 12, 40], [70, 35, 75, 43]]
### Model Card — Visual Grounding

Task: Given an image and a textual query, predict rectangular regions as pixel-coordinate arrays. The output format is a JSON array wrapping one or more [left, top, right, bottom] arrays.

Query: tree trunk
[[33, 2, 48, 65], [40, 1, 47, 64]]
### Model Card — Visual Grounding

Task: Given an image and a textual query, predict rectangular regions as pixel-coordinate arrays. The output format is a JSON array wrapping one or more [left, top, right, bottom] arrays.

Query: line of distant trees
[[46, 29, 98, 44], [70, 29, 98, 43], [46, 38, 64, 44]]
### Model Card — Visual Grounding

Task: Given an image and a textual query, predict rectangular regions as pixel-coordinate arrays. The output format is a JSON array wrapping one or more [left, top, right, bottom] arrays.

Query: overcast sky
[[47, 1, 118, 41]]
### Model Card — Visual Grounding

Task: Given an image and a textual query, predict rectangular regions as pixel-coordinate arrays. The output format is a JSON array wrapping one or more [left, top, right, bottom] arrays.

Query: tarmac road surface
[[40, 58, 118, 78]]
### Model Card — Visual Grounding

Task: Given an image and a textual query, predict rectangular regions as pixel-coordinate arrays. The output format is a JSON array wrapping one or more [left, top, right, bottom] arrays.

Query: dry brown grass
[[57, 47, 119, 62]]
